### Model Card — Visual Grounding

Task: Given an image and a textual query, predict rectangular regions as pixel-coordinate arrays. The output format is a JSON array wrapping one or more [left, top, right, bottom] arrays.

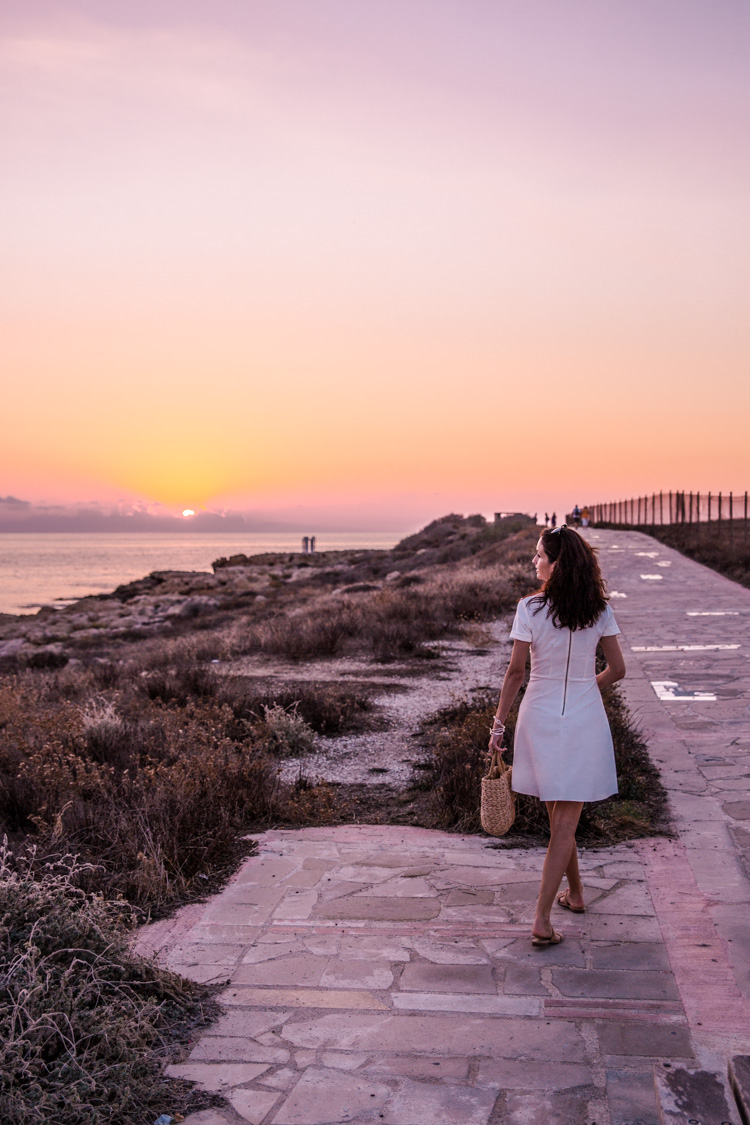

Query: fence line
[[586, 491, 749, 528]]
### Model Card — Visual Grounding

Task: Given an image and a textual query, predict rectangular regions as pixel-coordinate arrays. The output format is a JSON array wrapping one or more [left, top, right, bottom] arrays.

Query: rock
[[385, 571, 401, 582], [24, 645, 69, 669], [0, 638, 28, 658]]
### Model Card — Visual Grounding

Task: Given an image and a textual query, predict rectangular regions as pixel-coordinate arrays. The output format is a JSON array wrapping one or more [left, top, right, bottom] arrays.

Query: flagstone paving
[[136, 528, 750, 1124]]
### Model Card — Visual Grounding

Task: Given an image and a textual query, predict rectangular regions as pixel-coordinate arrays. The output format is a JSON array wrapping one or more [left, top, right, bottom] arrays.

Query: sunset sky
[[2, 1, 749, 529]]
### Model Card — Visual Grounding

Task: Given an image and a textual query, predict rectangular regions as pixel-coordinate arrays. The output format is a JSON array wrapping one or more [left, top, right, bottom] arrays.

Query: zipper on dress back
[[561, 630, 573, 715]]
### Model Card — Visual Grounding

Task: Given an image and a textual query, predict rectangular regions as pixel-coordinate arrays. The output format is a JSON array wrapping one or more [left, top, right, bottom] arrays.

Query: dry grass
[[231, 564, 533, 663], [0, 845, 221, 1125]]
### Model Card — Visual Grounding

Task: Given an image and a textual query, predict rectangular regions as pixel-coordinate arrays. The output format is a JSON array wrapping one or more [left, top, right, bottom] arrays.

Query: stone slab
[[364, 1056, 470, 1079], [502, 961, 548, 996], [606, 1069, 661, 1125], [589, 942, 671, 971], [231, 955, 326, 987], [189, 1039, 291, 1064], [165, 1062, 270, 1089], [398, 963, 495, 993], [476, 1059, 592, 1090], [406, 937, 488, 965], [596, 1021, 693, 1059], [503, 1090, 591, 1124], [382, 1079, 497, 1125], [553, 967, 679, 1000], [222, 987, 388, 1009], [198, 1010, 291, 1039], [588, 884, 656, 916], [392, 992, 540, 1016], [585, 915, 664, 942], [229, 1087, 281, 1124], [314, 897, 440, 921], [320, 960, 394, 989], [281, 1013, 586, 1060], [270, 1067, 390, 1124], [187, 924, 262, 945]]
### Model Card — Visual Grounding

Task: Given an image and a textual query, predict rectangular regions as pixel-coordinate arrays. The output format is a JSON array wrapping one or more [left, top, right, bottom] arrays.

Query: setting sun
[[182, 510, 195, 518]]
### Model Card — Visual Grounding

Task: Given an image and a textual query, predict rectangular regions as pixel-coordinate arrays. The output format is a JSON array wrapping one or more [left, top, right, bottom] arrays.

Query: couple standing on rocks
[[489, 524, 626, 947]]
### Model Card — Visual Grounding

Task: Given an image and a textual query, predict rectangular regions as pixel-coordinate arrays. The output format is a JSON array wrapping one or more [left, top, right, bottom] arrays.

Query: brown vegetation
[[0, 846, 221, 1125]]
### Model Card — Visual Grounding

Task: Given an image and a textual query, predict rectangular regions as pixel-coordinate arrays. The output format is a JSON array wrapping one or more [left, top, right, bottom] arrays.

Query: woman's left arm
[[596, 635, 626, 690], [489, 640, 530, 755]]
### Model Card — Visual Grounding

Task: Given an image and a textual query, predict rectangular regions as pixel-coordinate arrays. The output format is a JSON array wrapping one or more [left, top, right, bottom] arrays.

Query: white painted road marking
[[641, 574, 664, 580], [610, 591, 628, 598], [651, 680, 717, 702], [686, 611, 740, 616], [633, 644, 740, 652]]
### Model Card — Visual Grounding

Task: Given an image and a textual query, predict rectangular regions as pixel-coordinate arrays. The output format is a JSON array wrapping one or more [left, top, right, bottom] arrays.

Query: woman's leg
[[534, 801, 584, 938], [545, 801, 585, 909]]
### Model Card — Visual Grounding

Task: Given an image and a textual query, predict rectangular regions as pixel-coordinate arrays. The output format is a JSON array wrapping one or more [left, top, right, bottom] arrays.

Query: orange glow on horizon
[[1, 4, 748, 522]]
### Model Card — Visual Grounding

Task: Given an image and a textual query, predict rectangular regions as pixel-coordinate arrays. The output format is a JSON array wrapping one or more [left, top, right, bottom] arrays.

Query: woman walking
[[489, 525, 625, 946]]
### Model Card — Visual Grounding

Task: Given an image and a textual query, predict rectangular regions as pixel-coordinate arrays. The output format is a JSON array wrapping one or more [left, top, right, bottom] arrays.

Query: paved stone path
[[136, 529, 750, 1125]]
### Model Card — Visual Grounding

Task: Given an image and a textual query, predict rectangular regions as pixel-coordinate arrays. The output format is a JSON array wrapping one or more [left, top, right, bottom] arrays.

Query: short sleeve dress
[[508, 596, 621, 802]]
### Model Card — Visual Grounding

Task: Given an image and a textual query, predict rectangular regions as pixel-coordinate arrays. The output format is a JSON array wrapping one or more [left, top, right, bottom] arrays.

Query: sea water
[[0, 532, 402, 616]]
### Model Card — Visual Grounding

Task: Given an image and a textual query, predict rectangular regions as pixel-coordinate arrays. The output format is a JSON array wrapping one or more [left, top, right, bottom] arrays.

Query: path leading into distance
[[137, 528, 750, 1125]]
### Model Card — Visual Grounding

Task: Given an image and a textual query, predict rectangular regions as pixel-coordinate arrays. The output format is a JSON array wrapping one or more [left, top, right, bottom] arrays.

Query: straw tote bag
[[480, 750, 515, 836]]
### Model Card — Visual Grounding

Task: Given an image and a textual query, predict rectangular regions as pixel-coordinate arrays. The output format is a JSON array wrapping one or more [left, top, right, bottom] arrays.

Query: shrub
[[0, 845, 220, 1125], [259, 703, 317, 757], [229, 681, 374, 735], [0, 678, 280, 912]]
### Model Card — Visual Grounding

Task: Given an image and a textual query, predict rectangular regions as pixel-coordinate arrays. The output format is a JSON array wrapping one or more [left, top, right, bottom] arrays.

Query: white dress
[[509, 596, 620, 802]]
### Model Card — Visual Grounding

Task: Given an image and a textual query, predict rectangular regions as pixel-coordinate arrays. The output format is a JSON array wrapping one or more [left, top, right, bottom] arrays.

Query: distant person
[[488, 525, 625, 946], [581, 506, 590, 528], [550, 512, 557, 528], [572, 504, 581, 527], [544, 513, 550, 527]]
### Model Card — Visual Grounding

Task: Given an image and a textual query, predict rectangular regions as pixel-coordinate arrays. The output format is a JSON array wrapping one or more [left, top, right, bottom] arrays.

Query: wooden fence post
[[730, 492, 734, 548], [708, 492, 711, 522], [659, 491, 663, 524]]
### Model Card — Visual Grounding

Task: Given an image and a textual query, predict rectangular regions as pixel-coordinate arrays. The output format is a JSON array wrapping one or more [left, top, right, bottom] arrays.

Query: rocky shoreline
[[0, 514, 536, 671]]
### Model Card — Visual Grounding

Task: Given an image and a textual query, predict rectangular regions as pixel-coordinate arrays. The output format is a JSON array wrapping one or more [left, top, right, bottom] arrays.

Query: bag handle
[[485, 748, 508, 779]]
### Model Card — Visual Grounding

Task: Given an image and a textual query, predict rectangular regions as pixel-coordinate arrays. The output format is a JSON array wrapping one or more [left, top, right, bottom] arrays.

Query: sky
[[2, 0, 749, 531]]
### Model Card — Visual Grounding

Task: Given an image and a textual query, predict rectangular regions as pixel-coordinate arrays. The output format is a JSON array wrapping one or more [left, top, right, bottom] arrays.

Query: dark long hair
[[531, 526, 608, 630]]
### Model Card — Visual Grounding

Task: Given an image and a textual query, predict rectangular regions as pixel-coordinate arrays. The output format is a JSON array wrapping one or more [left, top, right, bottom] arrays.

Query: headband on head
[[550, 523, 568, 534]]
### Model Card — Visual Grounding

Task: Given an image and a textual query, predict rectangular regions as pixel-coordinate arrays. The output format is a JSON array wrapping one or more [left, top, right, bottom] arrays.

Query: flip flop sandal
[[557, 890, 585, 914], [531, 930, 564, 948]]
